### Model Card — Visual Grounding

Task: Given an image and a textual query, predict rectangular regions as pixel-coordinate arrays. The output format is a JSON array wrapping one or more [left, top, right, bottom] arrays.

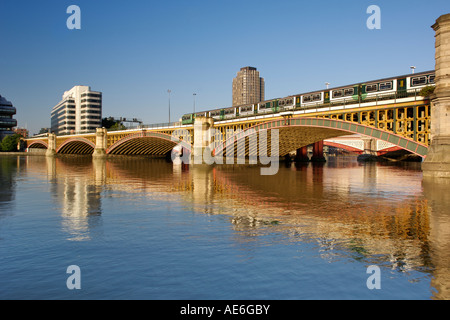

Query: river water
[[0, 155, 449, 300]]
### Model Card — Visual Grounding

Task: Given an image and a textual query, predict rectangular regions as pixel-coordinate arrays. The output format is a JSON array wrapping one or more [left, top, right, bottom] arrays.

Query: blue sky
[[0, 0, 449, 135]]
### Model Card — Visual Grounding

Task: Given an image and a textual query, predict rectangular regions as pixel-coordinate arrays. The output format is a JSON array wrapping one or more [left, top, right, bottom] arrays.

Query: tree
[[419, 86, 435, 97], [1, 134, 21, 152], [102, 117, 117, 129], [109, 122, 127, 131]]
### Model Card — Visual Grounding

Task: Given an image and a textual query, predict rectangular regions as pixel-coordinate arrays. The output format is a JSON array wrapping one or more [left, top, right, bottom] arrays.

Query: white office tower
[[51, 86, 102, 135]]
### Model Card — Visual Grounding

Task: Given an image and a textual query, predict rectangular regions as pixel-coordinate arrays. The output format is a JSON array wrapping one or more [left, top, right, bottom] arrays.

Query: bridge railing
[[127, 121, 183, 130]]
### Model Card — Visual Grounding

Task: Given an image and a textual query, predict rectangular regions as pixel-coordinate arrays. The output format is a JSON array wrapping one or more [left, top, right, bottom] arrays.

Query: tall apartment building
[[51, 86, 102, 135], [0, 95, 17, 140], [232, 66, 265, 107]]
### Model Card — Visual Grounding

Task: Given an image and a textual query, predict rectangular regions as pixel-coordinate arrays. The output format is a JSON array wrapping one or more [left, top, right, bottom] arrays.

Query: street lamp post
[[325, 82, 330, 89], [167, 89, 171, 124], [193, 93, 196, 114], [410, 66, 416, 74]]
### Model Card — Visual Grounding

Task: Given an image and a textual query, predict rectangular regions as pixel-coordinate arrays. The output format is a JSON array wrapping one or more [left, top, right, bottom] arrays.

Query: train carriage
[[181, 70, 435, 125], [407, 73, 435, 90], [181, 113, 194, 125], [223, 107, 237, 119], [330, 85, 360, 103], [239, 104, 256, 116], [209, 109, 222, 120], [277, 96, 295, 110], [301, 92, 324, 107], [258, 99, 278, 114]]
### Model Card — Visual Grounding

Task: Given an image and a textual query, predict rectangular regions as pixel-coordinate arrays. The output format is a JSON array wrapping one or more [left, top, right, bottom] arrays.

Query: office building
[[51, 86, 102, 135], [232, 66, 265, 107], [0, 95, 17, 140]]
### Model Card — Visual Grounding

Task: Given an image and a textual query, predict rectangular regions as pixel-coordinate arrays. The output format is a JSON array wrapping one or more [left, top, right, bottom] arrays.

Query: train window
[[366, 84, 378, 93], [343, 88, 354, 96], [210, 110, 221, 116], [429, 75, 435, 84], [411, 76, 427, 87], [379, 82, 393, 91], [333, 90, 343, 98], [303, 94, 321, 102]]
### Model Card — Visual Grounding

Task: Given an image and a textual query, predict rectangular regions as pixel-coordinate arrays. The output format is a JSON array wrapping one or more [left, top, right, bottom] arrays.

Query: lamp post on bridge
[[167, 89, 171, 124], [193, 93, 197, 114]]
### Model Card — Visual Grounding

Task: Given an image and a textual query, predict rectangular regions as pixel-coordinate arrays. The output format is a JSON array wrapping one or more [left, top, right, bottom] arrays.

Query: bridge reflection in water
[[21, 156, 450, 299]]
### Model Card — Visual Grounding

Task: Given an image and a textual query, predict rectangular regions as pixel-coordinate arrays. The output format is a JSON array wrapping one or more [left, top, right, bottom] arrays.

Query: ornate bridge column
[[193, 116, 215, 164], [423, 13, 450, 177], [45, 133, 57, 157], [362, 137, 377, 155], [93, 128, 108, 158]]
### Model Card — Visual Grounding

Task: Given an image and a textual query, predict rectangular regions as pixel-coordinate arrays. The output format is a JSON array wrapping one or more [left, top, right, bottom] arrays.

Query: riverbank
[[0, 152, 44, 156]]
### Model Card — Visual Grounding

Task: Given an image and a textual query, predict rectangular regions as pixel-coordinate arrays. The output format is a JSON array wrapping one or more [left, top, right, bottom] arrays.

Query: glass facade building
[[0, 95, 17, 140]]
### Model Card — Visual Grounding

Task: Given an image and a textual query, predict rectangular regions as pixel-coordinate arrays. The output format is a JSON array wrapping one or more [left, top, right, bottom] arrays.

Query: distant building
[[13, 128, 28, 138], [0, 95, 17, 140], [51, 86, 102, 135], [232, 66, 265, 107], [38, 128, 50, 135]]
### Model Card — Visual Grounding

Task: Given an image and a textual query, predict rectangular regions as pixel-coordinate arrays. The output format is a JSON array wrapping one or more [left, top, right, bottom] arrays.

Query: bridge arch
[[57, 138, 96, 155], [27, 140, 48, 150], [323, 141, 364, 155], [214, 117, 428, 158], [107, 131, 191, 156]]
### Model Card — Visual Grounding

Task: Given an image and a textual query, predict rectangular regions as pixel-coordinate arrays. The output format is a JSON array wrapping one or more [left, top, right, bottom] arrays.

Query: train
[[181, 70, 435, 125]]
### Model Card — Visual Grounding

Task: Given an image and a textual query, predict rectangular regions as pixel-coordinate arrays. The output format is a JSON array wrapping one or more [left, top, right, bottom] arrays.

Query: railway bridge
[[24, 13, 450, 177], [25, 96, 431, 161]]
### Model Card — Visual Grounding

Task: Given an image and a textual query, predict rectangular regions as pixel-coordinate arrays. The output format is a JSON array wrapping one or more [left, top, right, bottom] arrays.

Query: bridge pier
[[423, 13, 450, 178], [311, 141, 326, 162], [192, 116, 215, 165], [362, 137, 377, 156], [295, 146, 310, 162], [45, 133, 57, 157], [92, 128, 108, 158]]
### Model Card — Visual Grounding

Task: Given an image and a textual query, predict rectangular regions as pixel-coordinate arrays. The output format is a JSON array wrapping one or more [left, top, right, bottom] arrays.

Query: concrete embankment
[[0, 152, 45, 156]]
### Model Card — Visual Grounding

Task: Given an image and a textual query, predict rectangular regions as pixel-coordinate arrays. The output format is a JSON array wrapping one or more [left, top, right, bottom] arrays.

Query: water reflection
[[0, 157, 19, 217], [422, 177, 450, 300], [15, 155, 450, 299], [46, 157, 103, 241]]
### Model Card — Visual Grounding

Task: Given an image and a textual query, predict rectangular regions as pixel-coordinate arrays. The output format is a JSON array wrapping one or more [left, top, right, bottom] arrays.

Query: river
[[0, 155, 449, 300]]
